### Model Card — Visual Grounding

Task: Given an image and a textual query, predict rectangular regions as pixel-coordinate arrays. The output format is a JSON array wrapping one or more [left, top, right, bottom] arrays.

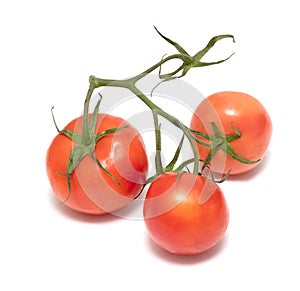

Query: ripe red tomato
[[190, 91, 272, 175], [143, 172, 229, 255], [46, 114, 148, 215]]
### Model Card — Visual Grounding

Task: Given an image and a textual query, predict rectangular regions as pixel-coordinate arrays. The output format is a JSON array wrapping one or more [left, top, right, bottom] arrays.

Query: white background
[[1, 0, 299, 290]]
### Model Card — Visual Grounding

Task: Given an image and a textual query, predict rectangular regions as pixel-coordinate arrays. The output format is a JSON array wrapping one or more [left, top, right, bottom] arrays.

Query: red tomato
[[190, 91, 272, 175], [143, 172, 229, 255], [46, 114, 148, 215]]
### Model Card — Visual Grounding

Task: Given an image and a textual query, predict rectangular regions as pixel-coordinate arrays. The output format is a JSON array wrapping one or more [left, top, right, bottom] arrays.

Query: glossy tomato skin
[[46, 114, 148, 215], [190, 91, 272, 175], [143, 172, 229, 255]]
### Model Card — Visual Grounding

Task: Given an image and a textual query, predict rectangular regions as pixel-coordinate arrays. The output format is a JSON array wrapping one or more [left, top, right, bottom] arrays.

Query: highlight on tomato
[[46, 111, 148, 215], [190, 91, 272, 175], [143, 172, 229, 255]]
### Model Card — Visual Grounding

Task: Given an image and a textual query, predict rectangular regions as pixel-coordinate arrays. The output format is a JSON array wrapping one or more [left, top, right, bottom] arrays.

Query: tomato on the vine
[[190, 91, 272, 175], [143, 172, 229, 255], [46, 27, 268, 259], [46, 113, 148, 215]]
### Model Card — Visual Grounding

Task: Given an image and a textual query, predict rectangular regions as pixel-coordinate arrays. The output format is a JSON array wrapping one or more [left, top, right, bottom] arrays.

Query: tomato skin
[[143, 172, 229, 255], [46, 114, 148, 215], [190, 91, 272, 175]]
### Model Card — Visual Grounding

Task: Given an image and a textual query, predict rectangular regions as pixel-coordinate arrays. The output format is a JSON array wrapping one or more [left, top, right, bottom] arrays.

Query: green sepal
[[90, 154, 121, 187], [154, 28, 234, 81], [189, 128, 210, 140], [67, 145, 88, 175], [226, 122, 242, 142], [59, 129, 83, 144], [210, 122, 222, 138], [211, 168, 232, 183], [157, 54, 185, 80], [193, 34, 235, 61], [189, 127, 211, 147], [51, 106, 83, 144], [51, 100, 129, 201], [145, 174, 158, 185], [231, 122, 242, 136], [175, 171, 183, 182], [51, 106, 61, 132], [201, 143, 221, 172], [154, 26, 189, 56], [201, 167, 232, 184], [152, 29, 235, 98], [174, 158, 203, 173], [89, 95, 102, 136], [193, 53, 235, 68], [61, 145, 89, 202], [223, 143, 261, 165], [190, 121, 261, 178], [95, 126, 129, 142], [192, 136, 211, 147]]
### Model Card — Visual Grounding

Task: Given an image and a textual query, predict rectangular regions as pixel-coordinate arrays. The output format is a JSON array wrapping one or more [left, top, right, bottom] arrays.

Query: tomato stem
[[152, 109, 163, 175], [82, 83, 95, 145], [82, 28, 235, 177], [125, 84, 200, 174]]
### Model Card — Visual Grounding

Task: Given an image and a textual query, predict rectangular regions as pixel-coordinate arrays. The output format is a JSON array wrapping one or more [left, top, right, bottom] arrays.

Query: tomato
[[143, 172, 229, 255], [190, 91, 272, 175], [46, 114, 148, 215]]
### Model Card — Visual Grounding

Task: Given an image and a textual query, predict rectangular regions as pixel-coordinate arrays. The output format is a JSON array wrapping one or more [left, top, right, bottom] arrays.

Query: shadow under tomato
[[145, 232, 228, 265], [48, 189, 121, 223]]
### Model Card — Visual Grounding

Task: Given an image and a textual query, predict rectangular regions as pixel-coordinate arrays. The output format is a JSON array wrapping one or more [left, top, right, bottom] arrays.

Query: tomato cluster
[[47, 91, 271, 255], [46, 29, 272, 256]]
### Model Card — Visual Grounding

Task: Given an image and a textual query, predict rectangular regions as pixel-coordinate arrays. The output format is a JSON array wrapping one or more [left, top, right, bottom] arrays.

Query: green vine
[[53, 26, 259, 198], [87, 28, 236, 176]]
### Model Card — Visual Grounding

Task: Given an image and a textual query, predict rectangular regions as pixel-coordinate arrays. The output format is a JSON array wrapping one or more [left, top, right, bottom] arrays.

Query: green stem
[[54, 29, 237, 201], [152, 109, 163, 175], [89, 71, 200, 175], [130, 53, 191, 83], [82, 84, 95, 145], [129, 85, 199, 174], [85, 30, 235, 176]]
